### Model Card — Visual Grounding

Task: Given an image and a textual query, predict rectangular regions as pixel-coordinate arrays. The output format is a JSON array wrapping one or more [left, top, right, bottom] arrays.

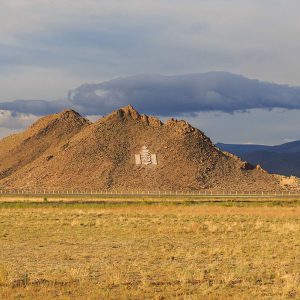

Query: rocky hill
[[0, 109, 90, 180], [0, 105, 296, 192]]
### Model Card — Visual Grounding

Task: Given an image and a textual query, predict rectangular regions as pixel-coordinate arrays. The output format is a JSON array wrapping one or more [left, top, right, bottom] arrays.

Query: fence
[[0, 189, 300, 197]]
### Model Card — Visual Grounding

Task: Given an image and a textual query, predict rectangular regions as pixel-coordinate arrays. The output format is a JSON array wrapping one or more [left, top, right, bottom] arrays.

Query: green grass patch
[[0, 198, 300, 209]]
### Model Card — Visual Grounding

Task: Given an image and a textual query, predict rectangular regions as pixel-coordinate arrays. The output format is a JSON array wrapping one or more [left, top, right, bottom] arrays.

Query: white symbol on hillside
[[135, 146, 157, 165]]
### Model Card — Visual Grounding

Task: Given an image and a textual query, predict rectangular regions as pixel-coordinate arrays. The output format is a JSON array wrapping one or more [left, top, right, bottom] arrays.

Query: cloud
[[0, 100, 68, 115], [67, 72, 300, 115], [1, 72, 300, 116], [0, 110, 38, 130], [1, 1, 300, 144], [1, 0, 300, 103]]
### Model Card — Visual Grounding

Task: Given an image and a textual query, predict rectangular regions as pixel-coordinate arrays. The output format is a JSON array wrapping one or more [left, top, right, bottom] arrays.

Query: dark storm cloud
[[68, 72, 300, 115], [1, 72, 300, 117]]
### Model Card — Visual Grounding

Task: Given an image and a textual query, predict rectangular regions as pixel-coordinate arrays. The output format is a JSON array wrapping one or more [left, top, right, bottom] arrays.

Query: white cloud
[[0, 110, 38, 130]]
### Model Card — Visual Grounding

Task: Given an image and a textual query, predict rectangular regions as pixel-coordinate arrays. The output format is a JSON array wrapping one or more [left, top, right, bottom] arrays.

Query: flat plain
[[0, 199, 300, 299]]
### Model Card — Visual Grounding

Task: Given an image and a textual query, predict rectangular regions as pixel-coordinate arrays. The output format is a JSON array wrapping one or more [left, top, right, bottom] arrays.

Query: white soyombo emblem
[[135, 146, 157, 165]]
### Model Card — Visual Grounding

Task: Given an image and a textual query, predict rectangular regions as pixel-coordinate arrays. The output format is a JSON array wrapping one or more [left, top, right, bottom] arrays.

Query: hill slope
[[0, 106, 294, 192], [0, 109, 90, 180]]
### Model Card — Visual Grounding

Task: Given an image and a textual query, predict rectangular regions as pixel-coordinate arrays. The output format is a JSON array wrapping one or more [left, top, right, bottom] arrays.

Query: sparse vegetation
[[0, 265, 8, 286], [0, 200, 300, 299]]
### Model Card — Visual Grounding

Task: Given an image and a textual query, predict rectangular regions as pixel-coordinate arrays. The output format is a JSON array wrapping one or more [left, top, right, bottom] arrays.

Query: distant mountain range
[[217, 141, 300, 177]]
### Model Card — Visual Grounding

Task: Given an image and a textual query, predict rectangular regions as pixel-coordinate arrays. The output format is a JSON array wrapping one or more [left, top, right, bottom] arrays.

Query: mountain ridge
[[217, 140, 300, 155], [217, 141, 300, 177], [0, 105, 298, 192]]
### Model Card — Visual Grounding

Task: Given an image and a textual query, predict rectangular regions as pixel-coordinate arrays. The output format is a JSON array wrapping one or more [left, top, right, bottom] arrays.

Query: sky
[[1, 0, 300, 145]]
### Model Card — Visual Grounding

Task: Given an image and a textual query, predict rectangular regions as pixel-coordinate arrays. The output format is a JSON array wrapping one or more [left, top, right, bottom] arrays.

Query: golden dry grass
[[0, 203, 300, 299]]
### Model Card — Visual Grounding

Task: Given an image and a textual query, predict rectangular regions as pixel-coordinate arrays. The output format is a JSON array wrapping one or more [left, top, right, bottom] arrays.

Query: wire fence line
[[0, 189, 300, 197]]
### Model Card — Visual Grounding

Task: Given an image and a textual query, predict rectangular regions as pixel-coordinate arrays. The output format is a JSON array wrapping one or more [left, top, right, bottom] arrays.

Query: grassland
[[0, 199, 300, 299]]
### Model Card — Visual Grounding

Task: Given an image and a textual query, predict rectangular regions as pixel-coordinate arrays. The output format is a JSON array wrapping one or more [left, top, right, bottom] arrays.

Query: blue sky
[[1, 0, 300, 144]]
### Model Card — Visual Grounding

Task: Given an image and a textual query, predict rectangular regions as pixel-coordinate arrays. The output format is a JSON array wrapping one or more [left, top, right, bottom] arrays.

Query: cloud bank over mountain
[[1, 1, 300, 144], [1, 72, 300, 117], [0, 100, 68, 116], [0, 110, 38, 129]]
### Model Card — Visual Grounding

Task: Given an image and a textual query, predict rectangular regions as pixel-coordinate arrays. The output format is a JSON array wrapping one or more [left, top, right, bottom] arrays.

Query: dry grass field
[[0, 201, 300, 299]]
